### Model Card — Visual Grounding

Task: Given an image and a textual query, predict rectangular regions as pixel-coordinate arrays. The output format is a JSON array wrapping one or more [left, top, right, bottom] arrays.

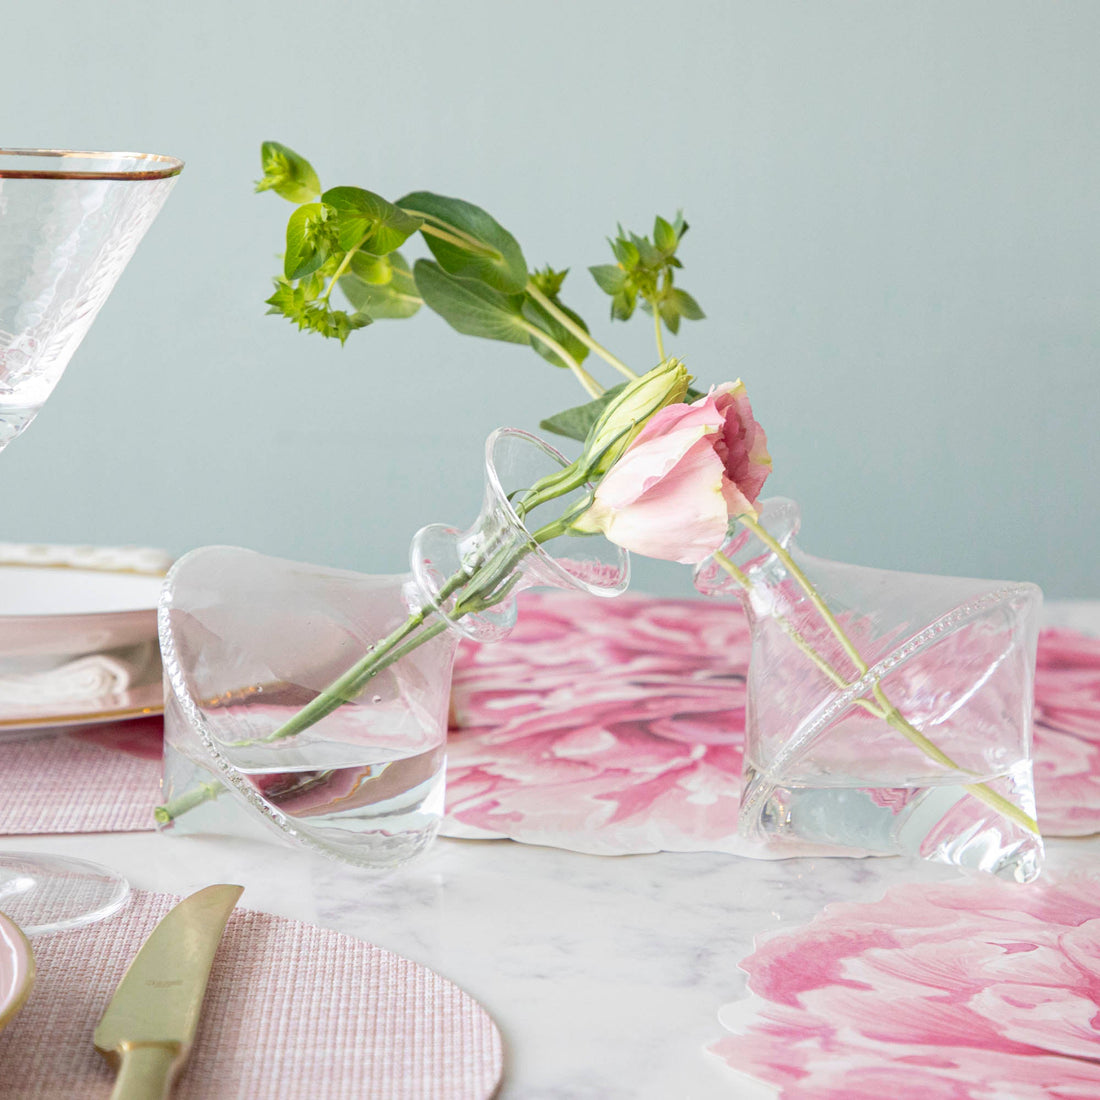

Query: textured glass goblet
[[0, 148, 182, 934]]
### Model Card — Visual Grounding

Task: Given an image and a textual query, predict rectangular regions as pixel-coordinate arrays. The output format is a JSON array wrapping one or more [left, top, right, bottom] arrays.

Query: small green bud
[[532, 264, 569, 298], [581, 358, 691, 475]]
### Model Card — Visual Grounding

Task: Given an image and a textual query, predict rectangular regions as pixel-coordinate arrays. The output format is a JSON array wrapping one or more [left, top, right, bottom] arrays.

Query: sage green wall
[[3, 1, 1098, 597]]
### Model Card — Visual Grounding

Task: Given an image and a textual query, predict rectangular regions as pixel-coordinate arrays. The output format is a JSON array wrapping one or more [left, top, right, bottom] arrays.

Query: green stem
[[652, 302, 666, 362], [713, 552, 865, 696], [739, 515, 869, 677], [409, 215, 500, 258], [525, 282, 638, 382], [320, 232, 371, 304], [154, 781, 223, 825], [716, 529, 1039, 836], [518, 318, 603, 398]]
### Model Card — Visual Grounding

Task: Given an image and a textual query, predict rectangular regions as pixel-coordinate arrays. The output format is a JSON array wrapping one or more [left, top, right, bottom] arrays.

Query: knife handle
[[108, 1041, 181, 1100]]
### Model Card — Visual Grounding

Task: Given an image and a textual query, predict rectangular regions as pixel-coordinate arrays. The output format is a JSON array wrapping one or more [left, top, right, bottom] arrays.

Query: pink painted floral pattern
[[444, 591, 749, 853], [1033, 629, 1100, 836], [442, 592, 1100, 853], [710, 873, 1100, 1099]]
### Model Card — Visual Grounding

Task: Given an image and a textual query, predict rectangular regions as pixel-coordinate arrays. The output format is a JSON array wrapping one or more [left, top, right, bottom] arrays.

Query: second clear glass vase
[[157, 428, 629, 868], [695, 498, 1044, 882]]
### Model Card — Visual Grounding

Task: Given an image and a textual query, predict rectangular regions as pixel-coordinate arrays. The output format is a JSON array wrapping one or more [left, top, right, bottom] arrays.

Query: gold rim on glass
[[0, 148, 184, 181]]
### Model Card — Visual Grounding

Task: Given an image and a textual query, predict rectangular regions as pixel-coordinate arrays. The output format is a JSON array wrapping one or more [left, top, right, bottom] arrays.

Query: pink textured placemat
[[0, 890, 503, 1099], [0, 718, 163, 835]]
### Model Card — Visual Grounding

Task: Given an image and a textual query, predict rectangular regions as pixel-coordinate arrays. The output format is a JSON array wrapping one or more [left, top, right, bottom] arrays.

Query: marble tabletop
[[5, 600, 1099, 1098]]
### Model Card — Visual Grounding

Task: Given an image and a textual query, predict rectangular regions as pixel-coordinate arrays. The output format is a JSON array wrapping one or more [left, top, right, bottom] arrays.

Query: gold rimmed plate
[[0, 550, 169, 735]]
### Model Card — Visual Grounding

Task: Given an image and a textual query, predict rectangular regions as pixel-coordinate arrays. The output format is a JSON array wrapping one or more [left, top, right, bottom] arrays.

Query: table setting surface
[[1, 597, 1098, 1098]]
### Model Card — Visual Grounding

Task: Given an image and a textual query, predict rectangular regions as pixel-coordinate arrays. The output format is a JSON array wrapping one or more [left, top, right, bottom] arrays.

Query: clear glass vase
[[694, 498, 1043, 882], [158, 428, 629, 868]]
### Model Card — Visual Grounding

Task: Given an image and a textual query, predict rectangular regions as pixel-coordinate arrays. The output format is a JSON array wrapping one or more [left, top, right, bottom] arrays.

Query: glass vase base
[[159, 694, 446, 870], [741, 761, 1043, 883]]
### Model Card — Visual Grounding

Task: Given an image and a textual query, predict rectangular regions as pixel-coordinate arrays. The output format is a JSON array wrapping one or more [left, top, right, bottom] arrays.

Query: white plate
[[0, 567, 164, 659], [0, 911, 34, 1032], [0, 554, 168, 732]]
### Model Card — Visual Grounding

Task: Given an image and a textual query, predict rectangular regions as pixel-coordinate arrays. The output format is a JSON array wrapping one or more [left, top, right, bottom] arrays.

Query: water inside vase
[[741, 757, 1042, 883], [161, 690, 446, 867]]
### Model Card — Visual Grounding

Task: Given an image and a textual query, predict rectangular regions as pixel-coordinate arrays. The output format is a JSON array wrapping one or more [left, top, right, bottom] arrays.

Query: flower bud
[[581, 358, 691, 476]]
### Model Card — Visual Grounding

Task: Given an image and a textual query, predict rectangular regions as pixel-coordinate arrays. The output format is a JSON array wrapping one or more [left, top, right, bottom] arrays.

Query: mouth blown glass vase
[[694, 498, 1043, 882], [157, 428, 629, 868]]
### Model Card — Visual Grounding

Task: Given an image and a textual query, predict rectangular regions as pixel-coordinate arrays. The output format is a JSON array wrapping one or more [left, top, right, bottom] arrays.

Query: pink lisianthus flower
[[573, 381, 772, 564]]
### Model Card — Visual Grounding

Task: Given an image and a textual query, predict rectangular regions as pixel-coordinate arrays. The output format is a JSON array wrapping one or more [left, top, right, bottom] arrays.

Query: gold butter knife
[[94, 884, 243, 1100]]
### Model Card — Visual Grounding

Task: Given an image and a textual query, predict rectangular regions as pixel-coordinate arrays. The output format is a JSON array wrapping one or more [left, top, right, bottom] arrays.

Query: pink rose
[[574, 381, 772, 564]]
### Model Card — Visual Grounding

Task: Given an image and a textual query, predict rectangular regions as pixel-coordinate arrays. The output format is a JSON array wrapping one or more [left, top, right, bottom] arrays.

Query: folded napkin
[[0, 645, 158, 707], [0, 890, 504, 1099]]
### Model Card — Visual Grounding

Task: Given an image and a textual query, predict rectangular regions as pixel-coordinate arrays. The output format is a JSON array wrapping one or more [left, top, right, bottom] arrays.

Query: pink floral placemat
[[0, 889, 503, 1099], [710, 871, 1100, 1098], [3, 593, 1099, 849], [443, 592, 1100, 851]]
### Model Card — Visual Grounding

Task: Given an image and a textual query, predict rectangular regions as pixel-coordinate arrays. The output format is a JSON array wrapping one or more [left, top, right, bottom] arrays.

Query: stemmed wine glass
[[0, 149, 183, 934]]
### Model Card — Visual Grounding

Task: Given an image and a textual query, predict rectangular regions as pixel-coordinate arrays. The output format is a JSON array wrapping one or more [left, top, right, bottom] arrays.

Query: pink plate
[[0, 911, 34, 1032]]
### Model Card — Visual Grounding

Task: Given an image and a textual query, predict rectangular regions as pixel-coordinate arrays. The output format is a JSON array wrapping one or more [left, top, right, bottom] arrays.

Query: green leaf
[[670, 287, 705, 320], [631, 232, 662, 268], [265, 278, 304, 319], [284, 203, 333, 281], [658, 296, 682, 335], [397, 191, 528, 293], [255, 141, 321, 203], [347, 251, 394, 285], [521, 294, 589, 369], [322, 187, 422, 255], [589, 264, 627, 295], [611, 235, 639, 267], [414, 260, 529, 344], [653, 215, 677, 254], [340, 252, 423, 320], [610, 285, 637, 322], [539, 384, 628, 442]]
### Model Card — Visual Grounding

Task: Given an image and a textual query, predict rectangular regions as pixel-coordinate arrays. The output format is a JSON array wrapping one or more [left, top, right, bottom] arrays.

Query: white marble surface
[[6, 829, 1097, 1098], [4, 600, 1098, 1098]]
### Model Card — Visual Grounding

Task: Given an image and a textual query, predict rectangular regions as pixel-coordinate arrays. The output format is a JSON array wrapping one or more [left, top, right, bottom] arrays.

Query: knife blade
[[94, 884, 243, 1100]]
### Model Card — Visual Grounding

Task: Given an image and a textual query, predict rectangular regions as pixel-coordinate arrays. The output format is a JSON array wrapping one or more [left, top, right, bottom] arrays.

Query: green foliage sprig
[[257, 141, 705, 442]]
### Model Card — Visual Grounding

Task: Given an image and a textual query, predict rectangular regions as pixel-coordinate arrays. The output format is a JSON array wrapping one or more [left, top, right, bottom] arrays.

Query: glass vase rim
[[0, 148, 185, 180], [483, 426, 630, 598]]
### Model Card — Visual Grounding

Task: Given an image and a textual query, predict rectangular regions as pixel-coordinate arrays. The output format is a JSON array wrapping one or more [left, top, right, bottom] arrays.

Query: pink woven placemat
[[0, 717, 163, 835], [0, 890, 503, 1099]]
